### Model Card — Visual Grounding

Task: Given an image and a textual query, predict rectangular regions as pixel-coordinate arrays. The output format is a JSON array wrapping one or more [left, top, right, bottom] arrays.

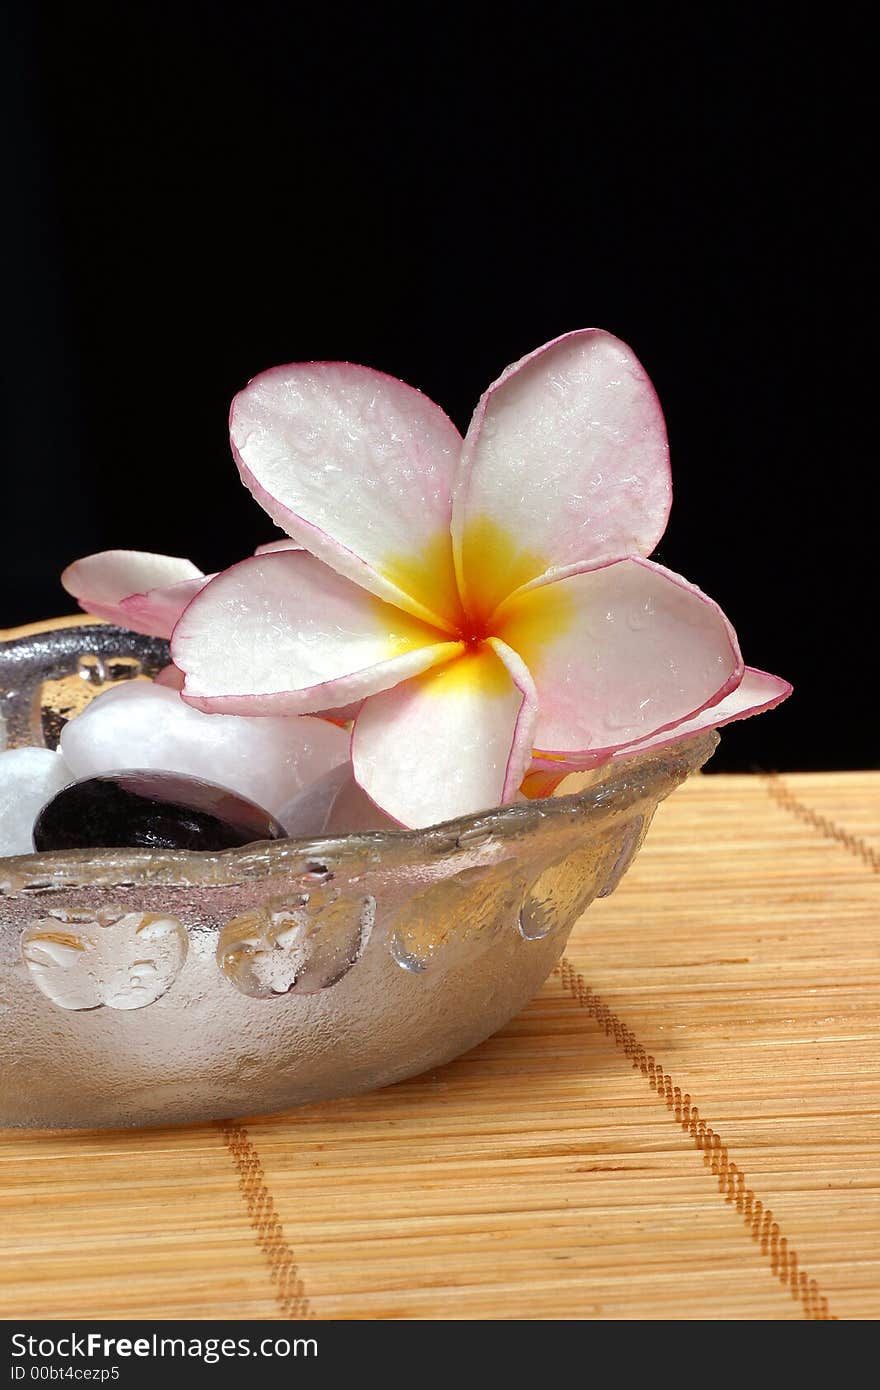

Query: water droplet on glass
[[517, 901, 553, 941], [454, 826, 496, 850], [77, 653, 108, 686], [21, 908, 188, 1011], [388, 935, 428, 973], [218, 886, 374, 998], [519, 839, 612, 940], [302, 863, 334, 885], [597, 816, 645, 897], [390, 864, 526, 972], [75, 652, 142, 688]]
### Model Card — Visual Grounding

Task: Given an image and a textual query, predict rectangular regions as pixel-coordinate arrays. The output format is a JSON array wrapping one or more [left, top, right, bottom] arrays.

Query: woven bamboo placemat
[[1, 770, 877, 1321]]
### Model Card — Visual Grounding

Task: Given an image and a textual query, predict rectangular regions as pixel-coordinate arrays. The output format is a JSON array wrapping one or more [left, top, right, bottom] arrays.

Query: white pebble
[[280, 764, 399, 836], [60, 681, 349, 818], [0, 748, 73, 857]]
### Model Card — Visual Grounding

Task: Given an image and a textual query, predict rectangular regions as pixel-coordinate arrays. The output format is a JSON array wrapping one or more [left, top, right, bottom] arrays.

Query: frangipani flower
[[170, 330, 790, 828]]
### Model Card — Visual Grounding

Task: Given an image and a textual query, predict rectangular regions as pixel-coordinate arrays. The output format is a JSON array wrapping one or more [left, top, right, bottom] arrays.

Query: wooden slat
[[1, 771, 878, 1320], [0, 1127, 276, 1319]]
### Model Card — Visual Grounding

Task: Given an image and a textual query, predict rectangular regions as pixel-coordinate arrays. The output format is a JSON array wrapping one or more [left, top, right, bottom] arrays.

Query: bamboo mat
[[1, 770, 877, 1321]]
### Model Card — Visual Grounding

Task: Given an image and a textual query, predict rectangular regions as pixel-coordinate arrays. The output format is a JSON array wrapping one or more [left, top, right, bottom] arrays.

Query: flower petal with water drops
[[452, 330, 671, 620], [173, 548, 462, 716], [528, 667, 792, 778], [495, 556, 742, 756], [611, 666, 792, 759], [351, 641, 538, 828], [231, 362, 464, 629]]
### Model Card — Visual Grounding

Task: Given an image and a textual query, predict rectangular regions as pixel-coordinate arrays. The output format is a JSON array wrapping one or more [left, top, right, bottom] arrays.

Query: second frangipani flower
[[171, 330, 791, 827]]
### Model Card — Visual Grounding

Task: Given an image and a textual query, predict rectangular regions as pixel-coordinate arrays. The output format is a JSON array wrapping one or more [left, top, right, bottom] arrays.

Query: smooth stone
[[280, 764, 400, 837], [33, 770, 287, 853], [0, 748, 73, 857], [60, 680, 349, 818]]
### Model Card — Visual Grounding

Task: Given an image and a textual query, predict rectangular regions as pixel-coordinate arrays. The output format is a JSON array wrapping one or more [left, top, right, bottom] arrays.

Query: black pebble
[[33, 770, 288, 852]]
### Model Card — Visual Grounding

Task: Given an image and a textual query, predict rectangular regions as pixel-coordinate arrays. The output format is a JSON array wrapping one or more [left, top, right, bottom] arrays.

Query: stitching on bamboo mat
[[218, 1121, 313, 1320], [213, 775, 867, 1323], [555, 957, 835, 1320], [762, 772, 879, 872]]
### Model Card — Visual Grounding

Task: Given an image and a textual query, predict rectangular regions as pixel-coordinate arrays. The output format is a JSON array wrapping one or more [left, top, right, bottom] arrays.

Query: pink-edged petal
[[230, 362, 465, 629], [351, 642, 537, 829], [254, 538, 302, 555], [61, 551, 206, 638], [312, 700, 364, 727], [496, 556, 742, 757], [612, 667, 792, 758], [529, 668, 792, 776], [62, 550, 203, 602], [486, 638, 541, 803], [452, 330, 671, 620], [173, 549, 463, 716], [60, 681, 350, 819], [118, 575, 211, 638]]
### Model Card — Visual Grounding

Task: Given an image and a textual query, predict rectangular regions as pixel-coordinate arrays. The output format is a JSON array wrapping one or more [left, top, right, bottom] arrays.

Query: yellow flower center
[[380, 518, 573, 688]]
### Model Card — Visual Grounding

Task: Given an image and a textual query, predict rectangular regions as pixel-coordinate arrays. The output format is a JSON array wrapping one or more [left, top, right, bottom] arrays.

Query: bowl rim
[[1, 615, 719, 891]]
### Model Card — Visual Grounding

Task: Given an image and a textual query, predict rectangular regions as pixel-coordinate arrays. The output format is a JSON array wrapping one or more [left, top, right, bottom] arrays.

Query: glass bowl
[[0, 617, 718, 1129]]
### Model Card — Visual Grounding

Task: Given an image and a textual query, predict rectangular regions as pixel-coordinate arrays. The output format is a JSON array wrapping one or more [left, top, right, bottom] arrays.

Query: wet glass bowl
[[0, 618, 717, 1129]]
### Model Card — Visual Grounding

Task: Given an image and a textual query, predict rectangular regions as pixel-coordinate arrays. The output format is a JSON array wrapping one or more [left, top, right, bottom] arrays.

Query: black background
[[2, 5, 872, 771]]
